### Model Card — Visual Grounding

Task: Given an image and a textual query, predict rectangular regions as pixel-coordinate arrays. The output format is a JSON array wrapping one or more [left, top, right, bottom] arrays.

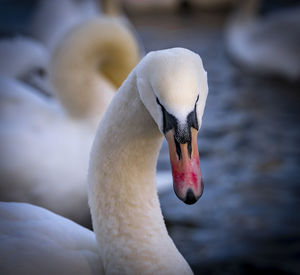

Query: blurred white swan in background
[[0, 47, 208, 275], [0, 37, 51, 96], [225, 0, 300, 80], [30, 0, 145, 56], [0, 17, 140, 226]]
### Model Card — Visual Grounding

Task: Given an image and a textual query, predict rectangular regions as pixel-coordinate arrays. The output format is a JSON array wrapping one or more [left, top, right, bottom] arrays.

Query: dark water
[[0, 0, 38, 36], [130, 11, 300, 275]]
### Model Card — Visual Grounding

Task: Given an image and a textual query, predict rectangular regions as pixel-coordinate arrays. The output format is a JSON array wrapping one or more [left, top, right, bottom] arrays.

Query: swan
[[225, 0, 300, 80], [0, 17, 140, 226], [0, 47, 208, 275], [30, 0, 145, 57], [0, 36, 51, 96]]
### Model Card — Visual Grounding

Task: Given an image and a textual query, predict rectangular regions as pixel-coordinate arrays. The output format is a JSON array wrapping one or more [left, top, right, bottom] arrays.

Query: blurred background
[[0, 0, 300, 274]]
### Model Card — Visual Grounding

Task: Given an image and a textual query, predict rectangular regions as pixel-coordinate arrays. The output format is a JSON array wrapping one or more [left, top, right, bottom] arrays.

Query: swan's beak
[[165, 128, 203, 204]]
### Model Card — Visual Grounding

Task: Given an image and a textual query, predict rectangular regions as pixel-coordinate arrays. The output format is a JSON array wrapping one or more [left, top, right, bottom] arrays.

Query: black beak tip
[[184, 189, 199, 205], [174, 181, 204, 205]]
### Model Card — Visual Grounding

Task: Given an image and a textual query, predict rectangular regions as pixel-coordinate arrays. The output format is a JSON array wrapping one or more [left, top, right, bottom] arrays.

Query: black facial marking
[[187, 140, 192, 158], [187, 96, 199, 131], [156, 96, 199, 160], [174, 135, 182, 160], [156, 97, 177, 134]]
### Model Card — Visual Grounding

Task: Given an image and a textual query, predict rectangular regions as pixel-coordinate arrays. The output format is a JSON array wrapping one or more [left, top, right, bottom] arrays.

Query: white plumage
[[0, 48, 208, 275], [0, 37, 51, 95], [0, 17, 140, 225], [0, 202, 103, 275]]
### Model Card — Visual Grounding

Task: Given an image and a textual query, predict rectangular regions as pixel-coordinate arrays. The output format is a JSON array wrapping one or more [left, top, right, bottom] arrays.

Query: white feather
[[0, 17, 140, 225], [0, 48, 208, 274]]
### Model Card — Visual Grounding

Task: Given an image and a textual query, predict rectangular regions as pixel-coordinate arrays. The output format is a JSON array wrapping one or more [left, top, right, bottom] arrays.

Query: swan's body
[[0, 48, 208, 274], [0, 17, 140, 225], [0, 37, 51, 95], [0, 202, 103, 275], [226, 0, 300, 80], [0, 75, 94, 224]]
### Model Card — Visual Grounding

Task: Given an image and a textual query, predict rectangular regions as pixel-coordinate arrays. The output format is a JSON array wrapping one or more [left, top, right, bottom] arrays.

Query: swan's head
[[137, 48, 208, 204]]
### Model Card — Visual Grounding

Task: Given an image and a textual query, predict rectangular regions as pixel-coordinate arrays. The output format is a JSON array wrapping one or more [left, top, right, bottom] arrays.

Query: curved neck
[[50, 17, 139, 119], [88, 71, 192, 274]]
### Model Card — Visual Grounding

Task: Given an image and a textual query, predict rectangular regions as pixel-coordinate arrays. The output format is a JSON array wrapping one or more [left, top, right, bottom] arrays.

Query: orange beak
[[165, 128, 203, 204]]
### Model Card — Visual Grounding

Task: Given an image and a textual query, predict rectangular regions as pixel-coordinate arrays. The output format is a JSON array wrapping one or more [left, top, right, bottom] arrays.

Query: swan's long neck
[[50, 17, 139, 120], [88, 71, 192, 274]]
